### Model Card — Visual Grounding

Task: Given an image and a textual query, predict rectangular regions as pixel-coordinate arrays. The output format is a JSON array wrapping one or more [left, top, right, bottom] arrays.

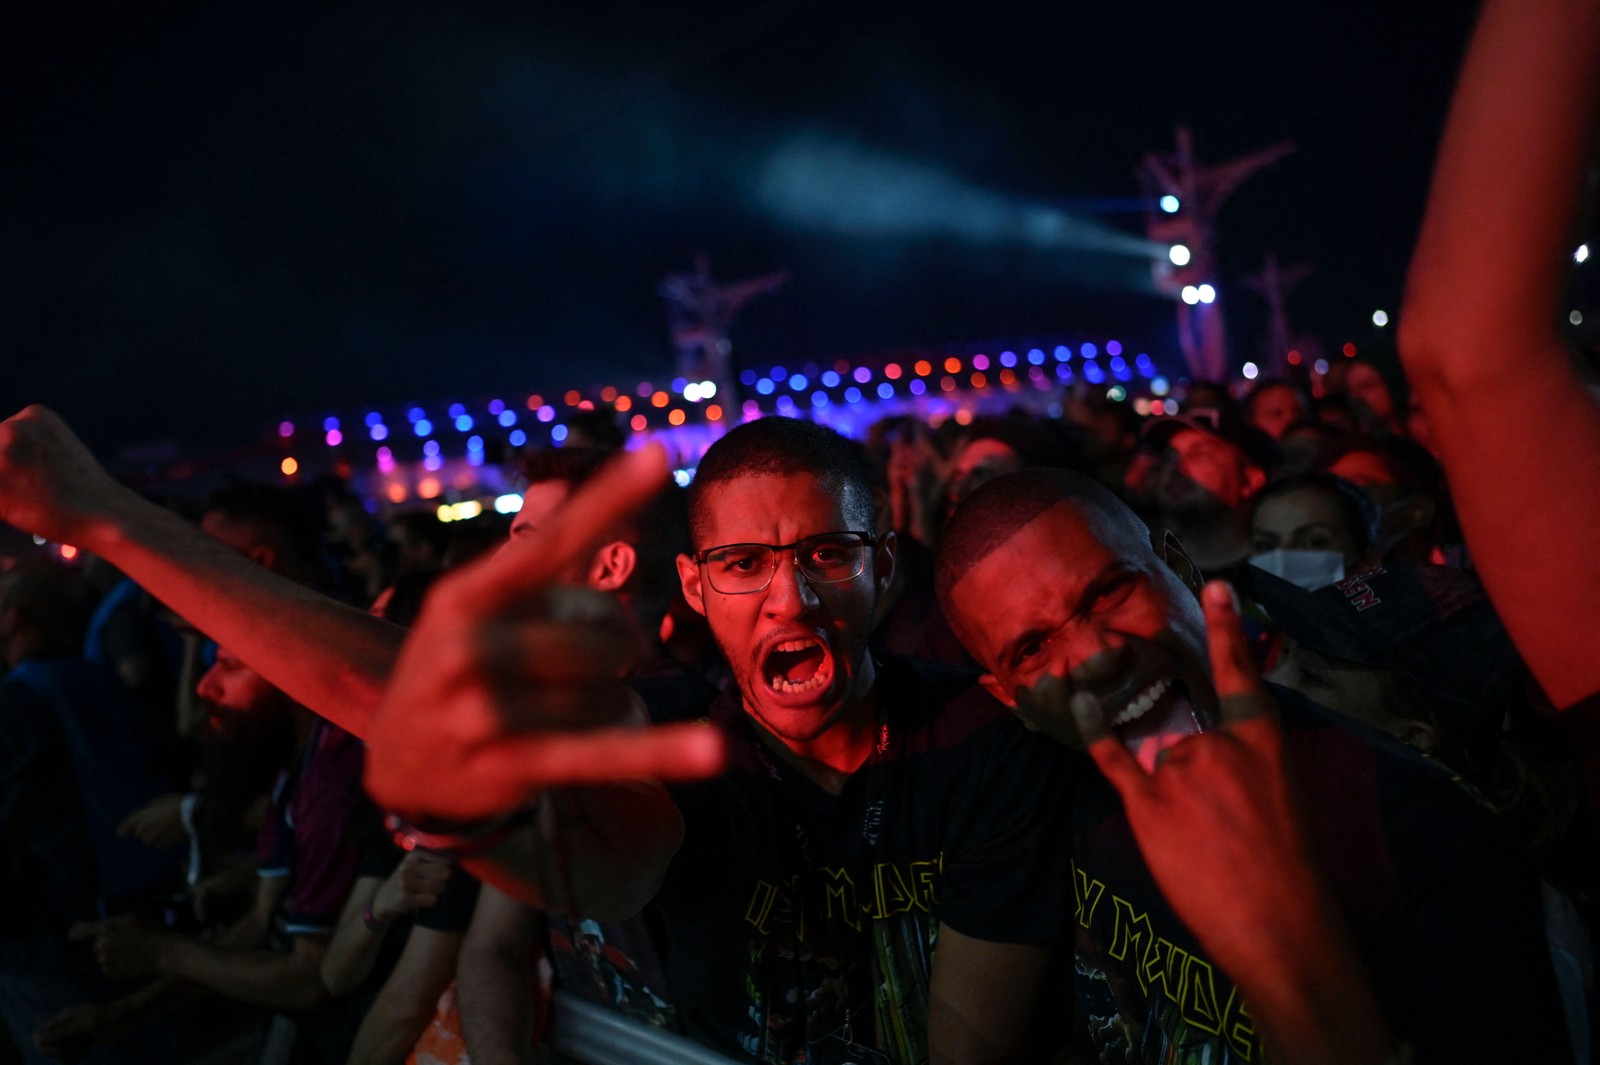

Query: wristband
[[361, 902, 389, 932], [384, 804, 537, 859]]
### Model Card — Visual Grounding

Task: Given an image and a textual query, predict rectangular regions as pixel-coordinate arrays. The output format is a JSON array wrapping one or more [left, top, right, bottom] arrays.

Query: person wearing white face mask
[[1247, 472, 1383, 590]]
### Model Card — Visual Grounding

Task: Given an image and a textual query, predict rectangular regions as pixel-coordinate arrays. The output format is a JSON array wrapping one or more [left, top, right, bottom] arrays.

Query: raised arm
[[1399, 0, 1600, 707], [364, 445, 723, 909], [0, 406, 400, 736]]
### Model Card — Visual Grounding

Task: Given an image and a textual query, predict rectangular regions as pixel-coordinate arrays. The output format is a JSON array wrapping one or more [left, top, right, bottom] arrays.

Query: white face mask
[[1248, 548, 1346, 591]]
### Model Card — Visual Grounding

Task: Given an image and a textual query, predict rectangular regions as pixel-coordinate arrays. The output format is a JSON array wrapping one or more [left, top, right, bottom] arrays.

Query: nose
[[196, 664, 223, 704], [761, 551, 821, 618], [1061, 626, 1131, 695]]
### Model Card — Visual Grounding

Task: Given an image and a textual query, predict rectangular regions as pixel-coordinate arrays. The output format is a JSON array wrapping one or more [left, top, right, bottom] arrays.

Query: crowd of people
[[3, 0, 1600, 1062]]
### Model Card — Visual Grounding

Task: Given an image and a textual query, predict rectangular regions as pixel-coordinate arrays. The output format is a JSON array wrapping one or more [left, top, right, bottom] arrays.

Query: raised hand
[[1067, 581, 1395, 1065], [0, 405, 130, 546], [363, 444, 725, 826]]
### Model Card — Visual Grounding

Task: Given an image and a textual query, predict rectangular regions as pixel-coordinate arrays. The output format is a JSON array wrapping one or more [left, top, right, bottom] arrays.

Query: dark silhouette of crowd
[[2, 0, 1599, 1062]]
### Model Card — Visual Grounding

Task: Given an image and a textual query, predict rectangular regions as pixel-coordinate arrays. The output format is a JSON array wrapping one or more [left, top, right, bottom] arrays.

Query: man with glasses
[[635, 416, 1074, 1064], [0, 407, 1072, 1064]]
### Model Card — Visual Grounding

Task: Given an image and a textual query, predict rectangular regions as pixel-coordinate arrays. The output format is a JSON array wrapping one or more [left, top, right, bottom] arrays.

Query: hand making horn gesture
[[363, 444, 725, 829], [1068, 582, 1399, 1065]]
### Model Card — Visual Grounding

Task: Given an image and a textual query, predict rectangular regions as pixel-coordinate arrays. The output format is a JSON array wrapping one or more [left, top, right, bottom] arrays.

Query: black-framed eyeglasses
[[694, 531, 876, 595]]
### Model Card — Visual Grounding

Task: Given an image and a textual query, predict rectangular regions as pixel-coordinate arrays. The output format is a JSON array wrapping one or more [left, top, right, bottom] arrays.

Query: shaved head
[[935, 468, 1153, 631]]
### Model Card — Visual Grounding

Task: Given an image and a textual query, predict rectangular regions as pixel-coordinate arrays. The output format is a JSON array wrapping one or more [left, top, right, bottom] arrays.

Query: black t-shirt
[[1070, 683, 1569, 1065], [647, 655, 1075, 1065]]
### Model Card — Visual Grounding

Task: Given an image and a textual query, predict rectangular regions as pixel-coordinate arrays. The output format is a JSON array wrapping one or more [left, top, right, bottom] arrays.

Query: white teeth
[[768, 663, 833, 695], [1110, 678, 1171, 727], [766, 637, 830, 695]]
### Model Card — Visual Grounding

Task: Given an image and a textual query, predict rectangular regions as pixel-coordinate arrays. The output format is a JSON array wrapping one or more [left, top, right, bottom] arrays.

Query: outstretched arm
[[0, 406, 400, 736], [1399, 0, 1600, 707]]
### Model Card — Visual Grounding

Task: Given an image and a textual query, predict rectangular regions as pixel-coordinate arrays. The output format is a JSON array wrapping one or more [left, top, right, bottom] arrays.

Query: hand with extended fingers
[[1063, 581, 1398, 1065], [363, 444, 725, 827]]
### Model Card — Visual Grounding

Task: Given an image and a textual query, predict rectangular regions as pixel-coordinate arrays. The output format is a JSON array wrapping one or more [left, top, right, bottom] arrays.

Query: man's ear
[[675, 553, 706, 617], [978, 672, 1017, 710], [873, 529, 897, 597], [586, 541, 636, 594], [1156, 529, 1204, 596]]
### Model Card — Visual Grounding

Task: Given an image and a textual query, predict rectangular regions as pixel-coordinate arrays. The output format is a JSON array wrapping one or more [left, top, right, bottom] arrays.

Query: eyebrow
[[994, 560, 1130, 671]]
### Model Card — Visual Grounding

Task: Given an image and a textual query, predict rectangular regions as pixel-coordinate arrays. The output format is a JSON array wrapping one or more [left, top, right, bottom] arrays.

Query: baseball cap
[[1250, 564, 1523, 734]]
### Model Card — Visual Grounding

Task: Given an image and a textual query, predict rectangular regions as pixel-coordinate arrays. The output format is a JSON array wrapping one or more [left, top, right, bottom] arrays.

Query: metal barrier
[[547, 991, 744, 1065]]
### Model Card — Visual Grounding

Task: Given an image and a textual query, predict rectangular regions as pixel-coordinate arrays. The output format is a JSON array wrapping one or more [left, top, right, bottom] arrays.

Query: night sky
[[3, 1, 1478, 456]]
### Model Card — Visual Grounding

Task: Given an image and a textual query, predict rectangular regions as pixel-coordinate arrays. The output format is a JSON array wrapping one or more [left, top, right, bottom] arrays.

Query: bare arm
[[161, 933, 333, 1013], [322, 853, 452, 997], [152, 873, 332, 1013], [927, 929, 1051, 1065], [40, 873, 284, 1055], [346, 927, 464, 1065], [1399, 0, 1600, 706], [457, 885, 544, 1065], [320, 876, 387, 998], [0, 406, 401, 737]]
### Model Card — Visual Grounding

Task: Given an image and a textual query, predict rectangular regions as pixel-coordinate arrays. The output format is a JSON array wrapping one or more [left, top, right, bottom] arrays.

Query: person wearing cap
[[1256, 563, 1595, 1065], [1256, 565, 1522, 769], [1144, 408, 1280, 582]]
